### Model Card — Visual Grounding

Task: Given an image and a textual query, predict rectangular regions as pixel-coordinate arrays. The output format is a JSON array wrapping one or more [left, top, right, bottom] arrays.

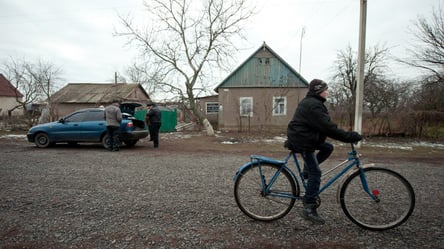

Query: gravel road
[[0, 132, 443, 249]]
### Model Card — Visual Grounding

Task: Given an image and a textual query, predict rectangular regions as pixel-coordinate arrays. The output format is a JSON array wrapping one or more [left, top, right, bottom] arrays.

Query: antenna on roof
[[262, 41, 266, 50]]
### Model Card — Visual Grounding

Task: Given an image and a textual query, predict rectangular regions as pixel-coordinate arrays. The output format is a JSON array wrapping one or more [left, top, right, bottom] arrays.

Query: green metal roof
[[215, 42, 309, 92]]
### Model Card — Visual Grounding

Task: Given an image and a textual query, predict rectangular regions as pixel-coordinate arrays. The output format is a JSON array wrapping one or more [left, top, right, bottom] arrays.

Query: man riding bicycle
[[287, 79, 362, 224]]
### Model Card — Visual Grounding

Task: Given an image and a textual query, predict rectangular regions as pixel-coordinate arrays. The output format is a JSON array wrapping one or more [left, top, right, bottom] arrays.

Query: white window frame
[[206, 102, 219, 114], [272, 96, 286, 116], [239, 97, 253, 117]]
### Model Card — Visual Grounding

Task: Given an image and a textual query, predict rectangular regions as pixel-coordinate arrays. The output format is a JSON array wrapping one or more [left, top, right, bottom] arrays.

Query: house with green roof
[[206, 42, 309, 132]]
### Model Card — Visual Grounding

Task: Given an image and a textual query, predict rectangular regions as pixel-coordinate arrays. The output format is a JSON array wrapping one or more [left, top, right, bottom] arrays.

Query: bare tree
[[116, 0, 255, 135], [411, 77, 444, 112], [125, 62, 160, 99], [364, 78, 413, 135], [2, 58, 39, 116], [31, 59, 64, 121], [400, 3, 444, 114], [330, 44, 390, 129], [403, 4, 444, 83], [329, 45, 356, 129], [1, 57, 63, 125]]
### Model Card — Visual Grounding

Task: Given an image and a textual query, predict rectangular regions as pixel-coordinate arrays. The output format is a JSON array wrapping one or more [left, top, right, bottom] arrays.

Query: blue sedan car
[[27, 108, 148, 148]]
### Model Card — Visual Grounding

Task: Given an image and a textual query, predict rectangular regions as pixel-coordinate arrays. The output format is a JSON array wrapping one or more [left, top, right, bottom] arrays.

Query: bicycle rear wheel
[[234, 163, 298, 221], [339, 167, 415, 230]]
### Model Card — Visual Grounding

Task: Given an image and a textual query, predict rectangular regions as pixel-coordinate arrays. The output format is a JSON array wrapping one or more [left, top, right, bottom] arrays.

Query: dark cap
[[146, 100, 154, 106], [111, 98, 121, 104], [309, 79, 328, 94]]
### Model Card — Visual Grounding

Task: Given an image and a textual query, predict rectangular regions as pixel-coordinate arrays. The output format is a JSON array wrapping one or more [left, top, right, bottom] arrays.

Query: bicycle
[[233, 142, 415, 231]]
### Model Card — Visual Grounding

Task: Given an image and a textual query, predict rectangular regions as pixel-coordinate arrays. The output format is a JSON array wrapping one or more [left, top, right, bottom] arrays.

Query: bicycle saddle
[[283, 140, 303, 153]]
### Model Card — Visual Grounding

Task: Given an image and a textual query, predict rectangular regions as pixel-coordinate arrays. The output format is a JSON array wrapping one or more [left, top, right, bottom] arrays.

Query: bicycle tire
[[339, 167, 415, 231], [234, 163, 298, 221]]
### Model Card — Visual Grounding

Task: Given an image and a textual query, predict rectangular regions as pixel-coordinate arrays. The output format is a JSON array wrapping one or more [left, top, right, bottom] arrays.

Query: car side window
[[83, 111, 105, 122], [64, 112, 84, 122]]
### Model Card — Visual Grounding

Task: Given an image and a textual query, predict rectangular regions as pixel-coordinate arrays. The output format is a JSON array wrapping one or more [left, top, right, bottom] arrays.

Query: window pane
[[273, 97, 286, 115], [65, 112, 84, 122], [206, 103, 219, 114], [84, 111, 104, 121], [240, 97, 253, 116]]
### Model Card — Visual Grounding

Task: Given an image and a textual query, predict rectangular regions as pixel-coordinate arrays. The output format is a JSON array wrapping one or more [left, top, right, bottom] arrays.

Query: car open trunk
[[129, 117, 145, 129], [120, 102, 147, 130]]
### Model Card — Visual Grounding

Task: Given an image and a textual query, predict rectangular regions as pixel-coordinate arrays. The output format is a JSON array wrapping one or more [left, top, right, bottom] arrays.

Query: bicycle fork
[[358, 165, 380, 202], [335, 163, 379, 203]]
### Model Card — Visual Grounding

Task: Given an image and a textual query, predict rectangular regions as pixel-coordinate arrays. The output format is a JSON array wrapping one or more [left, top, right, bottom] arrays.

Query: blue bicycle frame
[[234, 144, 377, 201]]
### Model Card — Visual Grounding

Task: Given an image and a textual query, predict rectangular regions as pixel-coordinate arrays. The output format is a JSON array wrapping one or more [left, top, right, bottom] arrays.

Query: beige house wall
[[218, 87, 307, 132], [0, 96, 23, 116]]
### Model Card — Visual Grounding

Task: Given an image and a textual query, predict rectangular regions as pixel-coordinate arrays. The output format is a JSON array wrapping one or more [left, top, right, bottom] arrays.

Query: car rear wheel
[[102, 134, 110, 149], [35, 133, 51, 148], [102, 134, 124, 149]]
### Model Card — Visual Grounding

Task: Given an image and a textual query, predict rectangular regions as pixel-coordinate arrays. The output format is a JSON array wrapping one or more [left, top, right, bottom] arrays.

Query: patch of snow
[[0, 134, 26, 139], [411, 141, 444, 148], [221, 141, 239, 145], [219, 135, 444, 150], [367, 144, 414, 151]]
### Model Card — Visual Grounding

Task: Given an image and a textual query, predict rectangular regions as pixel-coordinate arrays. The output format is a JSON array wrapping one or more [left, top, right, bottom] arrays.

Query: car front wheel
[[35, 133, 51, 148]]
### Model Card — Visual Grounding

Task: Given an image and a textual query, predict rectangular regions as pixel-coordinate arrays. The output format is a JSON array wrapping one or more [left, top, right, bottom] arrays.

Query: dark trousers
[[106, 126, 120, 150], [301, 142, 334, 203], [149, 123, 161, 147]]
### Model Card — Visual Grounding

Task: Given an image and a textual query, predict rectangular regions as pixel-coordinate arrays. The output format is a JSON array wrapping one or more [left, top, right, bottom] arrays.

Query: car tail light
[[126, 122, 134, 128]]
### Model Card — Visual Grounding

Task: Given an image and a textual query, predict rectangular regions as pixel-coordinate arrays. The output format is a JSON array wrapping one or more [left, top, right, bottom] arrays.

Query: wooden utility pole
[[354, 0, 367, 147]]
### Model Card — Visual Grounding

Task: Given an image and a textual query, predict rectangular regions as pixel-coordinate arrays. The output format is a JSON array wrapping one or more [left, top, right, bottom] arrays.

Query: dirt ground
[[1, 129, 443, 157], [0, 131, 443, 249], [160, 131, 444, 165]]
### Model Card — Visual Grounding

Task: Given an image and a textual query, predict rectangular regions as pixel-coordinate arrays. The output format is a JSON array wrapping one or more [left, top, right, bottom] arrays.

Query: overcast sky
[[0, 0, 440, 96]]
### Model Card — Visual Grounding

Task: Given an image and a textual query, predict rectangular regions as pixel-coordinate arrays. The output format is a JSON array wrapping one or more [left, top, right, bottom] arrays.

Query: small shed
[[50, 83, 150, 118], [196, 95, 219, 128]]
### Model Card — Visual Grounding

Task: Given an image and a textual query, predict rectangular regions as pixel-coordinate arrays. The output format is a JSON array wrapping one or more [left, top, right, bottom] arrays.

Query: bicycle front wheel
[[340, 167, 415, 231], [234, 163, 298, 221]]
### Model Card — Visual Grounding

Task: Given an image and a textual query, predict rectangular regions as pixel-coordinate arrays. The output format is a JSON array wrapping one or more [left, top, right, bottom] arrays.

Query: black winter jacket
[[146, 106, 162, 124], [287, 92, 360, 152]]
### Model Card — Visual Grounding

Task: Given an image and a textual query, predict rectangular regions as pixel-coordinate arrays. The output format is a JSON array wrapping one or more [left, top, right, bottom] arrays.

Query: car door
[[51, 111, 85, 141], [80, 110, 107, 141]]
